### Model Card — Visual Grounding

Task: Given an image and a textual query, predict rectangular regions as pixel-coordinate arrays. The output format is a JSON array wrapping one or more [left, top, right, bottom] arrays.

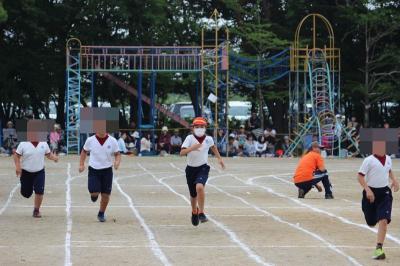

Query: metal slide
[[102, 72, 190, 128]]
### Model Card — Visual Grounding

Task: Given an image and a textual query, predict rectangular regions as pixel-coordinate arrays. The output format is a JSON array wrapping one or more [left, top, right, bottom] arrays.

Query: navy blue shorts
[[185, 164, 210, 198], [362, 186, 393, 226], [20, 169, 45, 198], [88, 166, 113, 194]]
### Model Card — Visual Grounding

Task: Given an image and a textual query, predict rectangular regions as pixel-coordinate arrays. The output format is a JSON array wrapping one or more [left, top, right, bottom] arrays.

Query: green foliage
[[0, 1, 7, 23], [1, 0, 400, 128]]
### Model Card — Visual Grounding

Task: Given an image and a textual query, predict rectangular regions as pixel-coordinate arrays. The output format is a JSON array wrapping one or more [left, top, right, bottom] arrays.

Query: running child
[[14, 141, 58, 218], [79, 121, 121, 222], [358, 146, 399, 260], [180, 117, 225, 226]]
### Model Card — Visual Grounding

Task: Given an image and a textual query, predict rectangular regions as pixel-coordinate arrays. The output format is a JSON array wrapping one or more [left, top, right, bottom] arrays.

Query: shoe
[[97, 213, 106, 222], [91, 195, 98, 202], [33, 209, 42, 218], [191, 210, 199, 226], [298, 188, 307, 198], [325, 194, 334, 199], [199, 213, 208, 223], [372, 248, 385, 260], [314, 184, 323, 192]]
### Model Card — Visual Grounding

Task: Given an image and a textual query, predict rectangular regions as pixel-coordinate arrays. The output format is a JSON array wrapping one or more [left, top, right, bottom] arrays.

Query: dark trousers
[[295, 170, 332, 195]]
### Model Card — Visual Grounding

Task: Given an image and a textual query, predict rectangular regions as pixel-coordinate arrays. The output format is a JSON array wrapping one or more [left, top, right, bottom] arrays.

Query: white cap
[[132, 132, 139, 138], [162, 126, 168, 132], [229, 133, 236, 138]]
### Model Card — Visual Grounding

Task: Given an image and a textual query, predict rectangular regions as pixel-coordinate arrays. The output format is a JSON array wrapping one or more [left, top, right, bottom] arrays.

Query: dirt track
[[0, 156, 399, 265]]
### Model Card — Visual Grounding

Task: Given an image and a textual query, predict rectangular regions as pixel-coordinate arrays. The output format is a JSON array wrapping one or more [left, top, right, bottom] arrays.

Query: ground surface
[[0, 156, 399, 266]]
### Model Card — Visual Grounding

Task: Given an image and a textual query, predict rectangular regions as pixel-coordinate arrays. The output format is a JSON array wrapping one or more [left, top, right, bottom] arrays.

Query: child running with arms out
[[180, 117, 225, 226]]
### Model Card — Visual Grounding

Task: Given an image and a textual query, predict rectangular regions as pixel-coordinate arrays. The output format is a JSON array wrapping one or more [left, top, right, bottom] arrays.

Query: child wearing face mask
[[180, 117, 225, 226]]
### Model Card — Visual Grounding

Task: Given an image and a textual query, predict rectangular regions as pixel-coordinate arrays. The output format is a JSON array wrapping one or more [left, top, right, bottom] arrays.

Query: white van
[[228, 101, 251, 121]]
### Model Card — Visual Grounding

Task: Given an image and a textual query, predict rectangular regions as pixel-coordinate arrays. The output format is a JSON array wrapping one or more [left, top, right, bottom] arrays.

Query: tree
[[339, 1, 400, 127], [0, 1, 6, 23]]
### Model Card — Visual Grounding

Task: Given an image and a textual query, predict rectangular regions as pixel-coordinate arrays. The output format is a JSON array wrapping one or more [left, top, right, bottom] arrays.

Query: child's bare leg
[[196, 184, 205, 213], [99, 193, 110, 212], [377, 219, 388, 246], [190, 197, 198, 213], [34, 194, 43, 209]]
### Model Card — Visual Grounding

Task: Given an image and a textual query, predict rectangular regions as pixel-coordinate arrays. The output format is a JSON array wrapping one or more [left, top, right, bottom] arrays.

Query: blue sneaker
[[97, 212, 106, 222], [191, 210, 199, 226], [199, 213, 208, 223]]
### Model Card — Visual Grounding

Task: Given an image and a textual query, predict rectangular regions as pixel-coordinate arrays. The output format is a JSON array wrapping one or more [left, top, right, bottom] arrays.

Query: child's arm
[[180, 143, 202, 156], [79, 150, 87, 173], [389, 170, 399, 192], [211, 145, 225, 169], [46, 152, 59, 162], [13, 153, 22, 177], [358, 173, 374, 202], [114, 152, 121, 170]]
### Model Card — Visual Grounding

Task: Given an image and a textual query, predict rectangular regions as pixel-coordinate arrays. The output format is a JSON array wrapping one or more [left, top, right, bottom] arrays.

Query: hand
[[114, 161, 120, 170], [391, 180, 399, 192], [190, 143, 202, 151], [365, 188, 375, 203], [16, 166, 22, 177], [218, 158, 226, 170], [79, 164, 85, 173]]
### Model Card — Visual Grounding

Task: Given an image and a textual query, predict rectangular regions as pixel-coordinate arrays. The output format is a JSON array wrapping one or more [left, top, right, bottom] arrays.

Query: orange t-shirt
[[293, 151, 325, 183]]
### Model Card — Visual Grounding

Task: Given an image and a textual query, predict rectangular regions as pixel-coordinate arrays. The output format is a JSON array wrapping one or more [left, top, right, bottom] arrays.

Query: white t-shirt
[[117, 137, 127, 153], [16, 142, 50, 172], [359, 155, 392, 188], [83, 135, 119, 170], [181, 135, 214, 167], [140, 138, 151, 152]]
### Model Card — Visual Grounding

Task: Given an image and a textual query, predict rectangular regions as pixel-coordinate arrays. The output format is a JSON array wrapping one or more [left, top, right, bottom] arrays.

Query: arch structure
[[286, 14, 359, 156]]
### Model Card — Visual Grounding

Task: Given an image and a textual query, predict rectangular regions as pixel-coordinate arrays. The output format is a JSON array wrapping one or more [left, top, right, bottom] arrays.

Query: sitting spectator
[[158, 126, 171, 155], [217, 128, 226, 152], [227, 136, 239, 157], [275, 139, 284, 157], [247, 112, 261, 131], [282, 136, 291, 156], [383, 121, 390, 129], [49, 124, 62, 153], [131, 131, 141, 152], [244, 134, 256, 157], [170, 129, 182, 154], [140, 132, 154, 156], [118, 132, 129, 154], [266, 142, 275, 157], [237, 125, 247, 147], [255, 136, 267, 157], [264, 127, 277, 145], [1, 121, 17, 155]]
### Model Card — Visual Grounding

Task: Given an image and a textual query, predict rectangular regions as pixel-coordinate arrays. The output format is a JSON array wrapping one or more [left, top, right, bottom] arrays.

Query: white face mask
[[194, 128, 206, 137]]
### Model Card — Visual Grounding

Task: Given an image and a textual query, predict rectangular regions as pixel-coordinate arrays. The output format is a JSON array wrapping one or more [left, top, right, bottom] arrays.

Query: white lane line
[[7, 204, 274, 209], [1, 244, 400, 249], [211, 183, 361, 266], [65, 163, 73, 266], [0, 183, 20, 216], [114, 178, 171, 266], [142, 163, 273, 266], [173, 164, 361, 266], [247, 175, 400, 245], [9, 204, 365, 210]]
